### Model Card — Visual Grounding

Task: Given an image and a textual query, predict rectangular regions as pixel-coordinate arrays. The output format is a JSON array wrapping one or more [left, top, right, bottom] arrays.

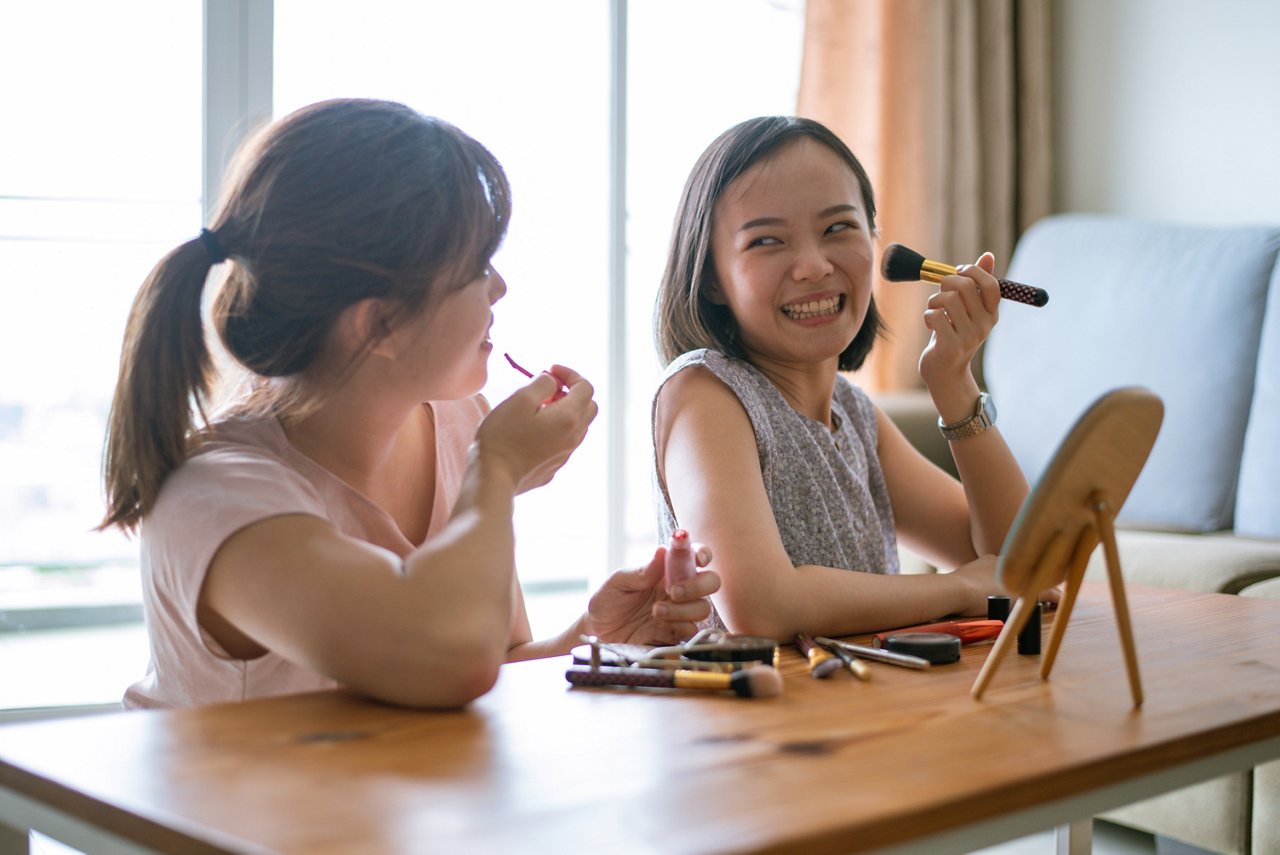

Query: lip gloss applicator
[[665, 529, 697, 593], [880, 243, 1050, 307], [503, 352, 568, 401]]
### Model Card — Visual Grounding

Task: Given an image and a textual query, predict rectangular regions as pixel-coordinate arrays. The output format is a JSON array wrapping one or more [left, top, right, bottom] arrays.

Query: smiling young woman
[[650, 116, 1056, 641]]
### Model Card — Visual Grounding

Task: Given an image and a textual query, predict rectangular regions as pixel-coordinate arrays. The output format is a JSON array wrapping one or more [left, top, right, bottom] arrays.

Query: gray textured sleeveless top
[[653, 349, 899, 575]]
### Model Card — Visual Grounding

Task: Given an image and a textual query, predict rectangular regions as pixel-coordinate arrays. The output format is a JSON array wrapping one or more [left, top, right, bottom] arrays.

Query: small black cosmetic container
[[988, 595, 1040, 655]]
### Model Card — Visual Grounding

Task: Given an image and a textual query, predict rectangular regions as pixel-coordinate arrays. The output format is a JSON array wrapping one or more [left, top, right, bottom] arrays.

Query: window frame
[[2, 0, 627, 649]]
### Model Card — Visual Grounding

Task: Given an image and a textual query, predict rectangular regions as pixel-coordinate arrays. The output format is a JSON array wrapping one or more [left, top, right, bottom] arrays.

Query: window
[[623, 1, 804, 562], [0, 1, 201, 711], [274, 0, 613, 620], [0, 0, 803, 710]]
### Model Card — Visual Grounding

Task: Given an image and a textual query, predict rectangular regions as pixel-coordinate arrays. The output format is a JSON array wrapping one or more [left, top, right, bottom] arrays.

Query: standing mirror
[[971, 387, 1165, 706]]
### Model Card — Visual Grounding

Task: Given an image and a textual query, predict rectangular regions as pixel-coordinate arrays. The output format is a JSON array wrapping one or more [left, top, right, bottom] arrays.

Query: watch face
[[981, 393, 997, 424]]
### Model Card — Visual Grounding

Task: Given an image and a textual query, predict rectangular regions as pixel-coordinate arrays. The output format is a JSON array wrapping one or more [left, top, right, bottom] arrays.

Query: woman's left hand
[[918, 251, 1001, 388], [585, 543, 719, 645]]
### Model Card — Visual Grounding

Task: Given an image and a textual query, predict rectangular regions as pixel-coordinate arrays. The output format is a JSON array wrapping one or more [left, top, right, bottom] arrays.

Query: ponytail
[[100, 236, 219, 531]]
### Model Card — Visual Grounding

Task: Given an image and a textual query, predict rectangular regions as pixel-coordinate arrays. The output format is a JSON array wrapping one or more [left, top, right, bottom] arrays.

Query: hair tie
[[199, 228, 228, 264]]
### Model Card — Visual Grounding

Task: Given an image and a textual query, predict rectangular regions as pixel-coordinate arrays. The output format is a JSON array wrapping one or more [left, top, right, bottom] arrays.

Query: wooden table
[[2, 582, 1280, 854]]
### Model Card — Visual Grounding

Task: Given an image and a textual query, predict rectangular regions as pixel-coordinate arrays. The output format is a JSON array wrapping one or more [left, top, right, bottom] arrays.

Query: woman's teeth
[[781, 295, 842, 320]]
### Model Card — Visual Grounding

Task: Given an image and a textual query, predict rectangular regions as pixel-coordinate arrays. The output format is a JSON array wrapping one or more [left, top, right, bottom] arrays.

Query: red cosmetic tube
[[872, 619, 1003, 648]]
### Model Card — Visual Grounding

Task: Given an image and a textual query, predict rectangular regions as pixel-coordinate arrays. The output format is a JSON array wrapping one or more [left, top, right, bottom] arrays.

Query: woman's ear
[[335, 298, 397, 359]]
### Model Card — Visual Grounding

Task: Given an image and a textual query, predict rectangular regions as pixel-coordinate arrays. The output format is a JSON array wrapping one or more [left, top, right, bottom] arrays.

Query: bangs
[[424, 125, 512, 293]]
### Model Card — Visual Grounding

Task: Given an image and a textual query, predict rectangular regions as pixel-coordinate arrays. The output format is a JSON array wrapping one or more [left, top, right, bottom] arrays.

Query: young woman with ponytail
[[102, 98, 718, 710]]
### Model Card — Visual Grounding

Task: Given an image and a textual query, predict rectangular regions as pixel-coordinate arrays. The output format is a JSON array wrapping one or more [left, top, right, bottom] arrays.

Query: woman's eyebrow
[[738, 204, 859, 232], [820, 203, 859, 218], [739, 216, 785, 232]]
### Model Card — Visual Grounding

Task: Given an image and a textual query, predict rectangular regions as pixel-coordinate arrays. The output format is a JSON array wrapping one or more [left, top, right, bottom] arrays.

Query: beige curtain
[[797, 0, 1052, 393]]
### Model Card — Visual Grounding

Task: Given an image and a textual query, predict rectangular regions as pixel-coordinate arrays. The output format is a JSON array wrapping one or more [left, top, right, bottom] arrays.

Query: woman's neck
[[280, 381, 429, 496], [746, 354, 840, 428], [284, 392, 439, 545]]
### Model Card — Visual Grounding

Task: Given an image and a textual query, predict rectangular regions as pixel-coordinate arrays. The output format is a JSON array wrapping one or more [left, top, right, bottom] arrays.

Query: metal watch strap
[[938, 393, 994, 441]]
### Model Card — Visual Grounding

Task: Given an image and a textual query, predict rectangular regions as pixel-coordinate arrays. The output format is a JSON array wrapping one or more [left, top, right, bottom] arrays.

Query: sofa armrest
[[872, 389, 957, 479]]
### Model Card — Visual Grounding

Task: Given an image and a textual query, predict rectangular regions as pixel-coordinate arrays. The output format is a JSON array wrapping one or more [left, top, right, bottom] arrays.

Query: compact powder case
[[881, 632, 962, 664]]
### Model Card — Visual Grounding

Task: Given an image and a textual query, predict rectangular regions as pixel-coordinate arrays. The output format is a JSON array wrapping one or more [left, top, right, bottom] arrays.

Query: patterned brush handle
[[565, 667, 674, 690], [997, 278, 1050, 307]]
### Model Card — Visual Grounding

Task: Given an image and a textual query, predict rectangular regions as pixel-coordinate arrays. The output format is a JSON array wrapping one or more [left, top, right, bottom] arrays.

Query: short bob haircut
[[654, 116, 885, 372]]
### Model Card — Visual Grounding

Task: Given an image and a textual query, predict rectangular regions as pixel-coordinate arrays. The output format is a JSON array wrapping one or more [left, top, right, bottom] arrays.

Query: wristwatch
[[938, 392, 997, 440]]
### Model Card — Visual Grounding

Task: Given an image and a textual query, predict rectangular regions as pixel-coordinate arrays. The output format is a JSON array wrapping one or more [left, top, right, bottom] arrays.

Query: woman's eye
[[746, 236, 781, 248], [826, 221, 857, 235]]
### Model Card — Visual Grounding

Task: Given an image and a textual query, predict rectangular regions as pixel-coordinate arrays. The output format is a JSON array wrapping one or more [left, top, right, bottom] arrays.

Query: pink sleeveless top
[[124, 397, 487, 710]]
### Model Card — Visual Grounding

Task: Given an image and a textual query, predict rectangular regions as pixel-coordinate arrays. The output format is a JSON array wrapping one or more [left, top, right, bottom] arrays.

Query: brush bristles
[[880, 243, 927, 282], [730, 666, 784, 698]]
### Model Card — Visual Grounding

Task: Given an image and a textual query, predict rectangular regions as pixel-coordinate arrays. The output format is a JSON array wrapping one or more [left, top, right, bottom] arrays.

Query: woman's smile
[[780, 293, 845, 322]]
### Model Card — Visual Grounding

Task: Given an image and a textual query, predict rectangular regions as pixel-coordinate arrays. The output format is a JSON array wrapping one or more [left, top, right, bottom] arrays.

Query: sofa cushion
[[1083, 530, 1280, 594], [1236, 260, 1280, 539], [987, 214, 1280, 532]]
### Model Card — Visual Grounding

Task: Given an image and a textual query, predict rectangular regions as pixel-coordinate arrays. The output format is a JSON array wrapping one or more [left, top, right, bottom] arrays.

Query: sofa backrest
[[985, 213, 1280, 533], [1236, 259, 1280, 539]]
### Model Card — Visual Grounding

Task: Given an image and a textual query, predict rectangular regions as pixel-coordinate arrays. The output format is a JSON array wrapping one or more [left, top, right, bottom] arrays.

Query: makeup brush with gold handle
[[881, 243, 1049, 307]]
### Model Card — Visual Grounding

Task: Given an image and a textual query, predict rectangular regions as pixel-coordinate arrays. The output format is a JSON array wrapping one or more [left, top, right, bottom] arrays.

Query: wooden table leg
[[1055, 817, 1093, 855]]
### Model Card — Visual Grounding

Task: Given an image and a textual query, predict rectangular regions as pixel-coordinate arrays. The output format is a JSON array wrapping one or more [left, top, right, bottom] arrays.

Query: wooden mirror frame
[[971, 387, 1165, 706]]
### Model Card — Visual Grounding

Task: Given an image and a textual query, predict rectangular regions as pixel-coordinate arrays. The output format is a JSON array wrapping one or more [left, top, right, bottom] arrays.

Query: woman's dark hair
[[102, 98, 511, 531], [655, 115, 885, 371]]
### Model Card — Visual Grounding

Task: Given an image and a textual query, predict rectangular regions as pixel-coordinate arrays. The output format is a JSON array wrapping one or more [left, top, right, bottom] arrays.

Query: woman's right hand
[[950, 554, 1062, 615], [473, 364, 598, 494]]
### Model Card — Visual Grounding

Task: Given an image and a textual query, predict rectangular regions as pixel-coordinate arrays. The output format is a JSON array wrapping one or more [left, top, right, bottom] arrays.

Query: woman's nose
[[488, 267, 508, 303], [791, 242, 834, 282]]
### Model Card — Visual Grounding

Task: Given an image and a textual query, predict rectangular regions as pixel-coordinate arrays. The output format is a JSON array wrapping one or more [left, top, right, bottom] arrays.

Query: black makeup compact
[[570, 634, 779, 670], [881, 632, 962, 664], [680, 635, 779, 668]]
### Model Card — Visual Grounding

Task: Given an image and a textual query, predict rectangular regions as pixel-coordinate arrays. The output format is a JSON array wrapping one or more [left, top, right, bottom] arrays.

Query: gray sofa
[[883, 213, 1280, 854]]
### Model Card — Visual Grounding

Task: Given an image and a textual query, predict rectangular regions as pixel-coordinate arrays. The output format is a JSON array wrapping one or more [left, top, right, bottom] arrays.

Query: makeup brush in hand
[[880, 243, 1049, 307]]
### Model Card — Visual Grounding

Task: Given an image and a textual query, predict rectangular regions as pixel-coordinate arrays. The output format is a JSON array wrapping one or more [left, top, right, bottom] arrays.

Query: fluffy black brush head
[[880, 242, 927, 282]]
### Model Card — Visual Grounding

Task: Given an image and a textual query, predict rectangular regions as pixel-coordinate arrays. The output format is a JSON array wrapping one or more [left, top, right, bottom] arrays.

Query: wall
[[1054, 0, 1280, 226]]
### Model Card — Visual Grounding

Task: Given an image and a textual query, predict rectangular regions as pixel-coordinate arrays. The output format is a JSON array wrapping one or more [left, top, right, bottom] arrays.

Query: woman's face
[[707, 138, 875, 368], [395, 264, 508, 401]]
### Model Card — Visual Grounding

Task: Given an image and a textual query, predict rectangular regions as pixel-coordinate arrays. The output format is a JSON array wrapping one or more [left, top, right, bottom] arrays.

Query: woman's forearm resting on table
[[200, 453, 527, 709], [713, 559, 977, 640]]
